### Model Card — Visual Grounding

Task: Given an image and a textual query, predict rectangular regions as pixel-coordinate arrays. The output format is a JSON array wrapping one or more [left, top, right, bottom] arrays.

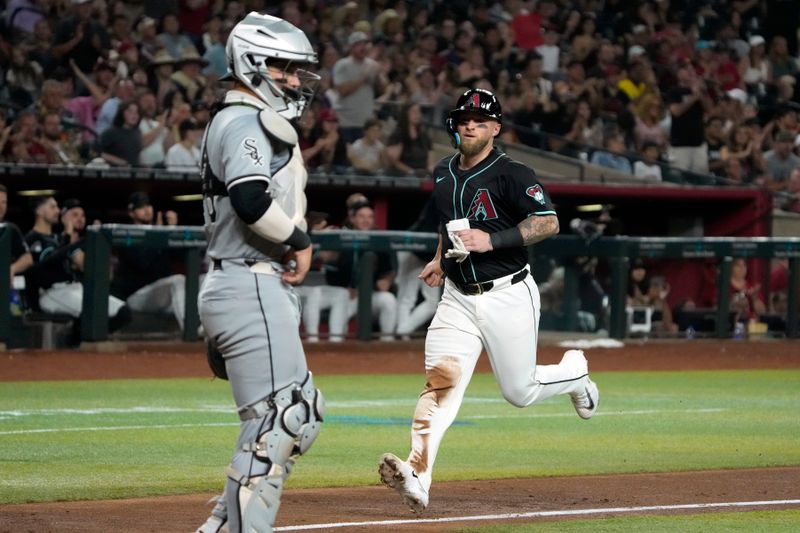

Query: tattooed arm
[[456, 215, 560, 253], [518, 214, 559, 246]]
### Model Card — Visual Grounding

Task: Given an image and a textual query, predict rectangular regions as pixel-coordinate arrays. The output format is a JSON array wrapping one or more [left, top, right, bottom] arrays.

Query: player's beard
[[459, 136, 489, 157]]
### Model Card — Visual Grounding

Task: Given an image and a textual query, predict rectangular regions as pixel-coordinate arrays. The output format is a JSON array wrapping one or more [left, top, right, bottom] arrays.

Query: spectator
[[165, 119, 202, 172], [40, 111, 82, 166], [633, 141, 663, 181], [138, 91, 172, 167], [347, 118, 387, 175], [565, 99, 604, 151], [763, 130, 800, 190], [136, 16, 161, 63], [333, 30, 388, 143], [63, 59, 113, 142], [110, 192, 191, 334], [667, 65, 712, 173], [323, 200, 397, 341], [24, 195, 129, 346], [171, 47, 208, 103], [386, 103, 433, 177], [5, 47, 43, 110], [5, 0, 46, 38], [52, 0, 110, 73], [779, 167, 800, 213], [21, 18, 56, 76], [767, 35, 797, 80], [301, 107, 349, 173], [157, 12, 195, 60], [590, 133, 633, 174], [721, 156, 747, 185], [633, 93, 668, 150], [146, 49, 179, 110], [705, 116, 728, 175], [95, 79, 136, 137], [536, 28, 561, 75], [740, 35, 769, 98], [98, 100, 142, 167], [4, 111, 48, 164], [725, 123, 766, 183]]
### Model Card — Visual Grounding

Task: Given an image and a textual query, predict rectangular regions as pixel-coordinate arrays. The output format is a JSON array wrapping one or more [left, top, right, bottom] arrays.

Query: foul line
[[273, 499, 800, 531]]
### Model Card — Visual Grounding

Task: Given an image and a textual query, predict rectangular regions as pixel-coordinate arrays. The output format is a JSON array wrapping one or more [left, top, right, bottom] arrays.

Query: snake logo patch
[[467, 188, 498, 221], [242, 138, 264, 167], [526, 184, 545, 205]]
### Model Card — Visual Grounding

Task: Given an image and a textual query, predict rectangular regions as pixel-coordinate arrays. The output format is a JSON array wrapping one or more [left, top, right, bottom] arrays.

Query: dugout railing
[[0, 225, 797, 344]]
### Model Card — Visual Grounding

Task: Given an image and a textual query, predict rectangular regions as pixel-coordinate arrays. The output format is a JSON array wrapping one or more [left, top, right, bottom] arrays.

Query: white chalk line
[[273, 499, 800, 531], [0, 408, 728, 436]]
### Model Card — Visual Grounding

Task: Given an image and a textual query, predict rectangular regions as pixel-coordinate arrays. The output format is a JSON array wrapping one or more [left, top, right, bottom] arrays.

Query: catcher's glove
[[206, 339, 228, 380]]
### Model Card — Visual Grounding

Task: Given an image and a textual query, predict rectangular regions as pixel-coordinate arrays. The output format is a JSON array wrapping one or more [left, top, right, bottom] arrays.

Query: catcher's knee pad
[[226, 372, 324, 532]]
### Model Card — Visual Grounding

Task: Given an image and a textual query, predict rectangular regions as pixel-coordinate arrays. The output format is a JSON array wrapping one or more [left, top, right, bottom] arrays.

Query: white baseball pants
[[39, 281, 127, 318], [295, 285, 350, 342], [407, 271, 588, 492], [126, 274, 187, 331]]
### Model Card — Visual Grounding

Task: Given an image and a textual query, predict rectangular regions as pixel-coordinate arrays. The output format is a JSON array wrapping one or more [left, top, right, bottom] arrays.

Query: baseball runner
[[194, 13, 324, 533], [378, 88, 600, 513]]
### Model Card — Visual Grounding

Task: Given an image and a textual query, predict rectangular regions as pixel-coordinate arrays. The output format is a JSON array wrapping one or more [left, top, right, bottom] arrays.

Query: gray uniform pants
[[199, 259, 308, 407]]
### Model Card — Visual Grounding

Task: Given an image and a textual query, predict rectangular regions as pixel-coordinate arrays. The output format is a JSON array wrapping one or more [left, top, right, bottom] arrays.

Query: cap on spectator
[[137, 16, 156, 33], [61, 198, 82, 215], [415, 64, 432, 77], [695, 40, 711, 50], [726, 88, 747, 104], [118, 41, 136, 55], [632, 24, 648, 35], [127, 192, 151, 211], [319, 108, 338, 122], [775, 130, 795, 143], [749, 35, 766, 47], [628, 45, 646, 60], [71, 0, 92, 5], [176, 47, 209, 68], [347, 31, 369, 48], [149, 49, 176, 66]]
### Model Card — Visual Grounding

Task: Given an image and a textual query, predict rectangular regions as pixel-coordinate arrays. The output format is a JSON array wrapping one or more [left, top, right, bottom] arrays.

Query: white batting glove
[[445, 218, 470, 263]]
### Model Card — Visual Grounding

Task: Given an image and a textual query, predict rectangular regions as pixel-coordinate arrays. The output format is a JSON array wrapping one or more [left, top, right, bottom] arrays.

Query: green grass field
[[1, 370, 799, 506]]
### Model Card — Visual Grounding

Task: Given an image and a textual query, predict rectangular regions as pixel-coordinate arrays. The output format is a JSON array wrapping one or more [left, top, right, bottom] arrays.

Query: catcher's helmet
[[445, 88, 502, 147], [223, 12, 319, 119]]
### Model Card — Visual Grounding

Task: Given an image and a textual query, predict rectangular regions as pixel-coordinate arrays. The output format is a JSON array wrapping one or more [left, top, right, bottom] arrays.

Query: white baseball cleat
[[571, 377, 599, 419], [561, 349, 599, 419], [378, 453, 429, 514]]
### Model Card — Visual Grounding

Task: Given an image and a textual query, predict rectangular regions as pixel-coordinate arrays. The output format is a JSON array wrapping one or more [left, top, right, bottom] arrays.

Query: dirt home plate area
[[2, 339, 799, 532]]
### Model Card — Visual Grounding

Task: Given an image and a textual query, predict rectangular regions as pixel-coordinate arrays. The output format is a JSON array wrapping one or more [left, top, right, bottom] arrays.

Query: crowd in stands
[[2, 0, 800, 341]]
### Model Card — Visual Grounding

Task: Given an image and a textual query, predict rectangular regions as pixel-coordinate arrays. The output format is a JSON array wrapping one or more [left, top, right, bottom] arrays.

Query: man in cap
[[109, 192, 190, 333], [378, 88, 599, 513], [332, 30, 388, 143], [52, 0, 110, 72]]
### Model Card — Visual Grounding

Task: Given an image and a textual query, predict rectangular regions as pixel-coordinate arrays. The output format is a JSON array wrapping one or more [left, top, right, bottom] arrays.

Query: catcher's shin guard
[[226, 372, 324, 533]]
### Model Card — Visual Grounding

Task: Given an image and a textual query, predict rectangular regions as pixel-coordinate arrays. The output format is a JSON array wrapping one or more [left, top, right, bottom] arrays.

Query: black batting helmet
[[445, 88, 502, 147]]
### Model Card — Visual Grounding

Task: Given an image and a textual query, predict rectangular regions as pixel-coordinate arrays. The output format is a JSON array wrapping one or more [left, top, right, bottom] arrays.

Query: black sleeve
[[228, 179, 271, 224], [504, 162, 557, 218]]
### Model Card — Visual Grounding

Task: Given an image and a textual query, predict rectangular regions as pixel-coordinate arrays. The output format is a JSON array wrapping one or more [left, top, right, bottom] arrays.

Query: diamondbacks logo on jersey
[[526, 184, 545, 205], [466, 188, 498, 221], [242, 138, 264, 167]]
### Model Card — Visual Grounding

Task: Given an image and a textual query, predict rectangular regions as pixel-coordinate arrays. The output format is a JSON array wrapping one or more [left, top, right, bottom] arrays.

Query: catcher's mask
[[445, 88, 503, 148]]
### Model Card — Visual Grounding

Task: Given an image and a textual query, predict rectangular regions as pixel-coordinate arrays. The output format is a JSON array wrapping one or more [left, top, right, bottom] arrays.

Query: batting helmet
[[222, 12, 320, 119], [445, 88, 502, 147]]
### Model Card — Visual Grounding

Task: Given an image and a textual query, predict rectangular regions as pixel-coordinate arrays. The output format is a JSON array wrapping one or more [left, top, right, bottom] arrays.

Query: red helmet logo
[[472, 93, 481, 108]]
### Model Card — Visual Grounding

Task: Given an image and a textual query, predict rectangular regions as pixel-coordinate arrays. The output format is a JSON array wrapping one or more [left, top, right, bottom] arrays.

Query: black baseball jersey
[[24, 230, 78, 290], [3, 222, 30, 262], [431, 147, 556, 283]]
